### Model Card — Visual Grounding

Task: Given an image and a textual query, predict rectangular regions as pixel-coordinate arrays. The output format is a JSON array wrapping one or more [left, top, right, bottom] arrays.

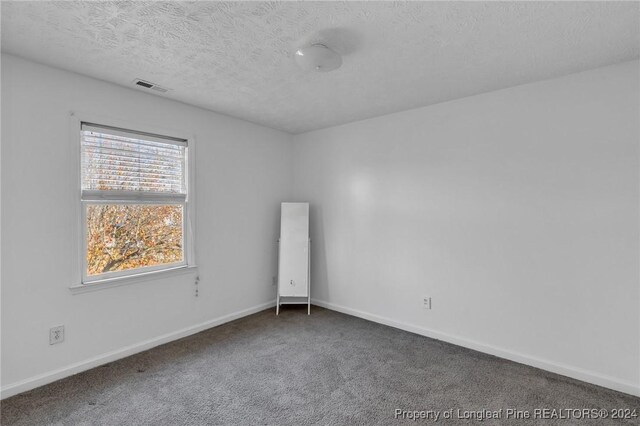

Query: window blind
[[81, 123, 187, 201]]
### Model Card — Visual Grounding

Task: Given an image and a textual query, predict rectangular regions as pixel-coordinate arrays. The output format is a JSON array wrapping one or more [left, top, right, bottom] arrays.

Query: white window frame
[[69, 112, 197, 290]]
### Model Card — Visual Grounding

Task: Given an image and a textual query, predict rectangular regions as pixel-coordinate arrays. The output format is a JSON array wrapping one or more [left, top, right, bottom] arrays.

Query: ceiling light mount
[[295, 43, 342, 73]]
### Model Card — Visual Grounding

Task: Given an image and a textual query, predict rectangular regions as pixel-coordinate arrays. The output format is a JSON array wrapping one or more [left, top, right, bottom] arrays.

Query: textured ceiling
[[2, 1, 639, 134]]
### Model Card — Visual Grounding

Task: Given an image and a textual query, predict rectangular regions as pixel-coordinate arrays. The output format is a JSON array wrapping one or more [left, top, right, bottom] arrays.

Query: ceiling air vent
[[132, 79, 169, 93]]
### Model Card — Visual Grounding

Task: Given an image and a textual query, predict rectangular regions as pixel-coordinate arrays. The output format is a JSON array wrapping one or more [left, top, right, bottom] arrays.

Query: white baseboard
[[312, 299, 640, 398], [4, 299, 637, 399], [1, 301, 275, 400]]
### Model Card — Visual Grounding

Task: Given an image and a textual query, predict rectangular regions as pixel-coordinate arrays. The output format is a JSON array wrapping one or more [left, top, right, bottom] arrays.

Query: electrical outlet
[[272, 276, 277, 286], [422, 296, 432, 310], [50, 325, 64, 345]]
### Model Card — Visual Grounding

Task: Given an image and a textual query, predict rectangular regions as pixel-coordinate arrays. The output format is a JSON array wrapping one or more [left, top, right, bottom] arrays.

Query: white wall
[[3, 54, 638, 399], [1, 54, 292, 395], [292, 60, 640, 396]]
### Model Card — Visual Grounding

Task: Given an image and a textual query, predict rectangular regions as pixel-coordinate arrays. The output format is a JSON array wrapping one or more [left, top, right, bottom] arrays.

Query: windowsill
[[70, 265, 198, 295]]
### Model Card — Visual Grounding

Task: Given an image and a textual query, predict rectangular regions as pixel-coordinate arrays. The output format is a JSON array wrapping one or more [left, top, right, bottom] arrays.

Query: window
[[80, 123, 190, 283]]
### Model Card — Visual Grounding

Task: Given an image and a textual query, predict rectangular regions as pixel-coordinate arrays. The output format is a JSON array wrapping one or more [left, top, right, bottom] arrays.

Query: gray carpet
[[1, 306, 638, 425]]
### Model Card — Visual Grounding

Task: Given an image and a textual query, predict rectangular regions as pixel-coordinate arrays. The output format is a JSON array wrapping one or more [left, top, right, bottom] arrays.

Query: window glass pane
[[81, 130, 186, 194], [86, 204, 183, 276]]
